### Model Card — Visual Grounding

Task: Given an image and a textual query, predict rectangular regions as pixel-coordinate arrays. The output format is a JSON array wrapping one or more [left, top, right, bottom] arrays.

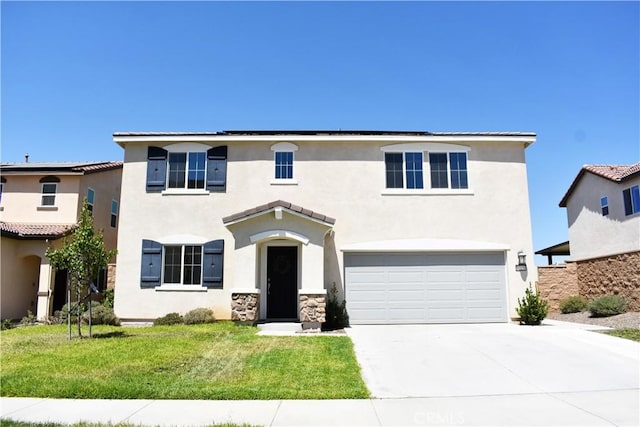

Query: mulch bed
[[547, 311, 640, 329]]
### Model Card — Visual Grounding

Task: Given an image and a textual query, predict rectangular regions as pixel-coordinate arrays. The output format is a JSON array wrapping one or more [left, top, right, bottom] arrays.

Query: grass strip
[[1, 322, 368, 400]]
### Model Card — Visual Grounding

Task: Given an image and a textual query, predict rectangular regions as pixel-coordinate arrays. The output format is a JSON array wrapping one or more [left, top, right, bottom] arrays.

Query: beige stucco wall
[[114, 136, 536, 321], [565, 173, 640, 261], [1, 174, 81, 224], [77, 169, 122, 253], [0, 237, 52, 320]]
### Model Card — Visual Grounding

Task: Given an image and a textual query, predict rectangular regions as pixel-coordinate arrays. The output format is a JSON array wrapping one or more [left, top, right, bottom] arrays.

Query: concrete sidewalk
[[2, 391, 639, 426]]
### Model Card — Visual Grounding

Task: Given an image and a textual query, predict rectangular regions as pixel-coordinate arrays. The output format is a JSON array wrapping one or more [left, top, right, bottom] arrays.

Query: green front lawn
[[604, 328, 640, 342], [0, 322, 369, 400]]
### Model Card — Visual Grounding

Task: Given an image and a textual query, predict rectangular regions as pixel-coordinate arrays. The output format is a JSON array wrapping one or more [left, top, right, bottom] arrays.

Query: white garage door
[[345, 252, 507, 324]]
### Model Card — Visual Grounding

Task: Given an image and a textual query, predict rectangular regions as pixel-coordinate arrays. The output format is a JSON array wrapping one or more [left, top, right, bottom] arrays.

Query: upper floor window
[[600, 196, 609, 216], [382, 143, 470, 192], [168, 152, 206, 189], [87, 188, 95, 213], [146, 145, 227, 193], [39, 176, 60, 206], [275, 152, 294, 179], [0, 181, 4, 204], [429, 152, 468, 189], [623, 185, 640, 216], [270, 142, 299, 184], [41, 184, 57, 206], [110, 200, 118, 228], [385, 152, 424, 189]]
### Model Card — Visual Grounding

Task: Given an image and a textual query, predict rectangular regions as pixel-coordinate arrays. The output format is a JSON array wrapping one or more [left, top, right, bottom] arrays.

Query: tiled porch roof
[[223, 200, 336, 226], [560, 162, 640, 207], [0, 221, 76, 239]]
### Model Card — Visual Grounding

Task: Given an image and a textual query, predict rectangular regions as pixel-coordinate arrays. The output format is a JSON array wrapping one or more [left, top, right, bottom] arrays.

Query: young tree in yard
[[46, 200, 117, 339]]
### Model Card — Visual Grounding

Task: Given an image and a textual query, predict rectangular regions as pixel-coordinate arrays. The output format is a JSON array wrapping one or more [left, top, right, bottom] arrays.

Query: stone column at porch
[[299, 290, 327, 331], [231, 290, 261, 325]]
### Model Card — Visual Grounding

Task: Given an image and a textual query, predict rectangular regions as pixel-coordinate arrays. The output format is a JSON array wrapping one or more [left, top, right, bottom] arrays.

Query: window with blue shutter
[[202, 239, 224, 288], [146, 147, 168, 192], [207, 146, 227, 192], [140, 239, 162, 288]]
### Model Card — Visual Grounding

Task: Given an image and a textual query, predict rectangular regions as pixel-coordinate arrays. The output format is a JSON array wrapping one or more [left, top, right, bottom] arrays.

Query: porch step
[[257, 322, 302, 336]]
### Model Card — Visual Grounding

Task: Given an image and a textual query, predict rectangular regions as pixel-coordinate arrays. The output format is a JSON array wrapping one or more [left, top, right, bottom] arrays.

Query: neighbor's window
[[600, 196, 609, 216], [167, 152, 206, 189], [41, 183, 57, 206], [274, 152, 294, 180], [623, 185, 640, 216], [163, 245, 202, 285], [385, 152, 423, 189], [110, 200, 118, 228], [87, 188, 95, 214], [0, 182, 4, 204], [429, 152, 468, 190]]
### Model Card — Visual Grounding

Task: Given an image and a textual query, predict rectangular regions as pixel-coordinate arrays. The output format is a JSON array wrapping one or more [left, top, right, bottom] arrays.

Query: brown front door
[[267, 246, 298, 319]]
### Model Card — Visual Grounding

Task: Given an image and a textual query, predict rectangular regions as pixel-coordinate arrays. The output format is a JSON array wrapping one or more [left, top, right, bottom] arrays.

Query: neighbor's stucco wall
[[0, 237, 49, 320], [565, 173, 640, 261], [77, 168, 122, 254], [114, 137, 536, 321], [0, 174, 81, 224]]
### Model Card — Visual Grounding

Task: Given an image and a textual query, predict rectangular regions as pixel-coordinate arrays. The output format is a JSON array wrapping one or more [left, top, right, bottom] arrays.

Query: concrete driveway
[[347, 322, 640, 425]]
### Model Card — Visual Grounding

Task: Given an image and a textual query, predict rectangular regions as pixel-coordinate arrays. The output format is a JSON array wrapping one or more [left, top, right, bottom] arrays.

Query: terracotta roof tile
[[582, 163, 640, 181], [223, 200, 335, 225], [560, 162, 640, 207], [1, 222, 76, 239]]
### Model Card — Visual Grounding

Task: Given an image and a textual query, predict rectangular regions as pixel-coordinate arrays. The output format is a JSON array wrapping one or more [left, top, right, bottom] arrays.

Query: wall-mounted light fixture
[[515, 251, 527, 272]]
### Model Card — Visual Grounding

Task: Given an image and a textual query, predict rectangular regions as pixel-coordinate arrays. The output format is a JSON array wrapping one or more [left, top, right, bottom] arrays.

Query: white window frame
[[161, 143, 210, 195], [270, 142, 299, 185], [110, 200, 118, 228], [41, 183, 57, 206], [161, 244, 204, 287], [381, 143, 473, 196], [166, 152, 207, 190], [384, 152, 424, 190], [87, 188, 95, 214], [600, 196, 609, 216]]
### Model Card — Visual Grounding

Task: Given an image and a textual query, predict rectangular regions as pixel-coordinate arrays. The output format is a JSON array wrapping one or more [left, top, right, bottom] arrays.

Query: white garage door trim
[[345, 251, 508, 324]]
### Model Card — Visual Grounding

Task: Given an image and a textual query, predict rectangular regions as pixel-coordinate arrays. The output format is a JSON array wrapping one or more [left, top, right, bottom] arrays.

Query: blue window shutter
[[141, 239, 162, 288], [202, 239, 224, 289], [207, 146, 227, 192], [146, 147, 168, 192]]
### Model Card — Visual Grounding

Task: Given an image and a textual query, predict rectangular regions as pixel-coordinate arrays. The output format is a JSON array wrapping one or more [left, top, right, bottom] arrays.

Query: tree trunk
[[88, 289, 92, 338], [76, 288, 82, 338], [67, 273, 71, 340]]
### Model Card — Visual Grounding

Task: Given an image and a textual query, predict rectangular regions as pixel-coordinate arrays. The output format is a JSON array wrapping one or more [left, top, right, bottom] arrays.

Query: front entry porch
[[223, 200, 334, 329]]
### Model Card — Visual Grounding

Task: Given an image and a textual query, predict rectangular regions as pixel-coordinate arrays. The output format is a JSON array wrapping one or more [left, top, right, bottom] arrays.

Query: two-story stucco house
[[113, 130, 537, 326], [0, 161, 123, 320], [558, 163, 640, 310]]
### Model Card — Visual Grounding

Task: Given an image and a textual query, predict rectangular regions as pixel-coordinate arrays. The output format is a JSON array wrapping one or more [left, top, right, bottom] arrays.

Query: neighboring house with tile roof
[[559, 162, 640, 260], [113, 130, 537, 326], [553, 162, 640, 311], [0, 161, 123, 320]]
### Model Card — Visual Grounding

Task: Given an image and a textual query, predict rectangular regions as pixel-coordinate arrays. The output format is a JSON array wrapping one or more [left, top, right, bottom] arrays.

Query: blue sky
[[2, 1, 638, 265]]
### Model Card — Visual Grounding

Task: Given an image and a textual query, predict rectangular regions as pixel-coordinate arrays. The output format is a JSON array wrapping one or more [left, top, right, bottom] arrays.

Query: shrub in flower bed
[[559, 295, 588, 314], [589, 295, 626, 318]]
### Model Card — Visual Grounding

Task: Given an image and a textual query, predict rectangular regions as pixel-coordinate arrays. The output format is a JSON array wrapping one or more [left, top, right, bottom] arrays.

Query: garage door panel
[[345, 252, 507, 324], [426, 289, 465, 300]]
